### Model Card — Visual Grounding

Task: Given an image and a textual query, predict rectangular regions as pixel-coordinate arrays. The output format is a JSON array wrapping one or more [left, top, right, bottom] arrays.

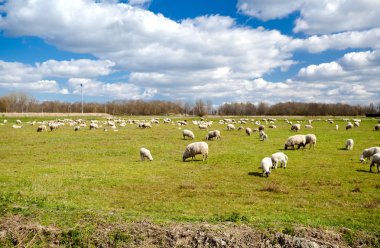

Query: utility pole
[[80, 83, 83, 114]]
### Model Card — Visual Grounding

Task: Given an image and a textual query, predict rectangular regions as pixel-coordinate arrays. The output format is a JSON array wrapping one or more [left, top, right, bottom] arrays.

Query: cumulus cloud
[[237, 0, 380, 34], [36, 59, 115, 78], [68, 78, 154, 99]]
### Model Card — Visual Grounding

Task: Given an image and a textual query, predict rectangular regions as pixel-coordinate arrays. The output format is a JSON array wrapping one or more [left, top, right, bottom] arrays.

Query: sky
[[0, 0, 379, 105]]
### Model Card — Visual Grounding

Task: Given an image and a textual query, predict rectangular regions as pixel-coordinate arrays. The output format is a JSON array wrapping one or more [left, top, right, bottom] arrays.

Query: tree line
[[0, 92, 379, 116]]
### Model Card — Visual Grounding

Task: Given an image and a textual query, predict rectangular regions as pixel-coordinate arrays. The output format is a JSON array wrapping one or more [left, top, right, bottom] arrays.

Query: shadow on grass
[[248, 172, 263, 177], [337, 148, 348, 150], [356, 169, 373, 173]]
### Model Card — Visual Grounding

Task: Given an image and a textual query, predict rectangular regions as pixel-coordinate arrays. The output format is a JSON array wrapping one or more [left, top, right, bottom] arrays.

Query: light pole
[[80, 83, 83, 114]]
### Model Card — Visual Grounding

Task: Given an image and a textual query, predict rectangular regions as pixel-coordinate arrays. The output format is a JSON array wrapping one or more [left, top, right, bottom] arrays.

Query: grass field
[[0, 116, 379, 245]]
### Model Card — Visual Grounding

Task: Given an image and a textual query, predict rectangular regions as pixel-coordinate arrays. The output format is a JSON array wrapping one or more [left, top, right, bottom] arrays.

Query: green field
[[0, 116, 379, 245]]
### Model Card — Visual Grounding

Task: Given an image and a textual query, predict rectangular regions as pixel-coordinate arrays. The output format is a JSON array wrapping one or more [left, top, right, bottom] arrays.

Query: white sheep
[[198, 124, 208, 129], [90, 123, 99, 130], [182, 141, 208, 162], [226, 123, 235, 130], [269, 125, 276, 129], [346, 123, 353, 130], [37, 125, 47, 132], [354, 121, 360, 127], [369, 153, 380, 173], [345, 139, 354, 150], [284, 135, 306, 150], [12, 124, 23, 129], [335, 124, 339, 131], [140, 147, 153, 161], [261, 157, 272, 177], [290, 123, 301, 131], [74, 126, 80, 131], [259, 131, 268, 141], [16, 120, 22, 124], [305, 134, 317, 149], [304, 124, 313, 129], [374, 124, 380, 131], [360, 147, 380, 163], [206, 130, 221, 140], [182, 129, 195, 140], [245, 127, 252, 136], [258, 125, 265, 131], [271, 152, 288, 169]]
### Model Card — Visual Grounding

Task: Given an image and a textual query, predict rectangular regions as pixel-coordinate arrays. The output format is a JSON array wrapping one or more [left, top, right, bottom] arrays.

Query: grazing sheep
[[16, 120, 22, 124], [291, 123, 301, 131], [12, 125, 23, 129], [140, 147, 153, 161], [245, 127, 252, 136], [74, 126, 80, 131], [346, 123, 353, 130], [360, 147, 380, 163], [369, 154, 380, 173], [271, 152, 288, 169], [238, 126, 244, 131], [183, 142, 208, 162], [227, 123, 235, 130], [259, 131, 268, 141], [374, 124, 380, 131], [183, 129, 195, 140], [345, 139, 354, 150], [198, 123, 208, 129], [335, 124, 339, 131], [354, 121, 360, 127], [258, 125, 265, 131], [3, 120, 7, 124], [261, 157, 272, 177], [305, 134, 317, 149], [206, 130, 221, 140], [304, 124, 313, 129], [90, 123, 99, 130], [269, 125, 276, 129], [284, 135, 306, 150], [138, 122, 152, 128], [37, 125, 47, 132]]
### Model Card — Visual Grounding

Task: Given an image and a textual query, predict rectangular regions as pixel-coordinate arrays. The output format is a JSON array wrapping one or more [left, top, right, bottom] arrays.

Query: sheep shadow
[[337, 148, 347, 151], [248, 172, 264, 177], [356, 169, 373, 174]]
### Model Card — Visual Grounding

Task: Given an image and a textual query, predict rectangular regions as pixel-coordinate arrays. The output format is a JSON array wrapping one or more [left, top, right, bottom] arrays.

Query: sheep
[[12, 125, 23, 129], [369, 153, 380, 173], [140, 147, 153, 161], [346, 123, 353, 130], [74, 126, 80, 131], [182, 129, 195, 140], [290, 123, 301, 131], [206, 130, 221, 140], [335, 124, 339, 131], [258, 125, 265, 131], [245, 127, 252, 136], [284, 135, 306, 150], [16, 120, 22, 124], [271, 152, 288, 169], [305, 134, 317, 149], [198, 123, 208, 129], [237, 126, 244, 131], [182, 142, 208, 162], [90, 123, 99, 130], [259, 131, 268, 141], [37, 125, 47, 132], [269, 125, 276, 129], [138, 122, 151, 128], [227, 123, 235, 130], [374, 124, 380, 131], [354, 121, 360, 127], [304, 124, 313, 129], [345, 139, 354, 150], [360, 147, 380, 163], [261, 157, 272, 177]]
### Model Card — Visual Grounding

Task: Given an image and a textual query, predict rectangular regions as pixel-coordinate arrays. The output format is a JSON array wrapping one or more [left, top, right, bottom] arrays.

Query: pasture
[[0, 116, 379, 245]]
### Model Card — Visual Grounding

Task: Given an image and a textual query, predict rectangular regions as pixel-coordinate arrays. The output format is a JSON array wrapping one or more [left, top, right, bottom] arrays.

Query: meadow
[[0, 115, 379, 245]]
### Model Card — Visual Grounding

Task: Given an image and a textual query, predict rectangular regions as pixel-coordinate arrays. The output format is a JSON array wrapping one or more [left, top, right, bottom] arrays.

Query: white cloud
[[237, 0, 380, 34], [36, 59, 115, 78], [68, 78, 154, 99], [128, 0, 151, 8]]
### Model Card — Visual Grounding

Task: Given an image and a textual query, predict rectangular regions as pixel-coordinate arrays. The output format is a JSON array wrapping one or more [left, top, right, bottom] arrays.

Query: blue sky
[[0, 0, 379, 105]]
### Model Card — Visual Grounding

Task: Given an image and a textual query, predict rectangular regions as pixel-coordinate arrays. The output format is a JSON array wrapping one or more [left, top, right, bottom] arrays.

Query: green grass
[[0, 116, 379, 235]]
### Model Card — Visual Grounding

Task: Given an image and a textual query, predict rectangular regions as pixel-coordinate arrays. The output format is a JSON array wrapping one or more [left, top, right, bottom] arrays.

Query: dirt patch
[[0, 216, 379, 247]]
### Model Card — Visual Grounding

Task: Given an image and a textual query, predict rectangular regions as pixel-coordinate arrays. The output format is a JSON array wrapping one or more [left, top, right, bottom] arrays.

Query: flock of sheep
[[4, 116, 380, 175]]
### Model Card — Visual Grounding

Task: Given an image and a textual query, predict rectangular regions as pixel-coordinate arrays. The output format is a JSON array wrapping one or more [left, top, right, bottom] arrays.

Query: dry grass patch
[[261, 183, 289, 194]]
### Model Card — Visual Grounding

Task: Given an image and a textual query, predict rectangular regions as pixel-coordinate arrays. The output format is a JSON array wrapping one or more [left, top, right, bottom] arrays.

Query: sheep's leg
[[370, 162, 374, 172]]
